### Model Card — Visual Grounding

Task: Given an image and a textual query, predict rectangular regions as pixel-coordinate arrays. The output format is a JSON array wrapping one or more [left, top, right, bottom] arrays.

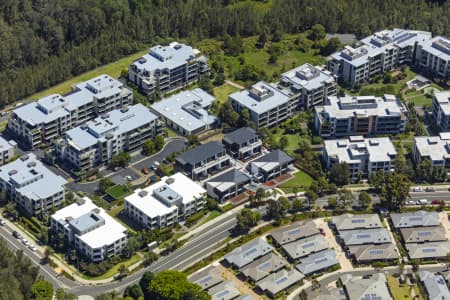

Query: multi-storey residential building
[[0, 137, 16, 165], [124, 173, 206, 229], [8, 75, 132, 149], [327, 29, 431, 85], [128, 42, 209, 95], [56, 104, 159, 172], [431, 91, 450, 132], [175, 141, 231, 180], [50, 197, 127, 262], [415, 36, 450, 79], [248, 150, 294, 182], [323, 136, 397, 180], [0, 153, 67, 215], [412, 133, 450, 168], [222, 127, 262, 160], [276, 63, 337, 108], [229, 81, 297, 128], [151, 88, 218, 136], [314, 94, 407, 138], [205, 169, 250, 203]]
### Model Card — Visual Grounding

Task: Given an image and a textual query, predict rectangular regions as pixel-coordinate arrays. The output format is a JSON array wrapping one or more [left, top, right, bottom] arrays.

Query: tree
[[304, 188, 318, 207], [267, 198, 290, 221], [213, 72, 225, 86], [236, 208, 261, 233], [238, 108, 251, 127], [55, 289, 77, 300], [98, 178, 113, 194], [198, 78, 213, 94], [218, 101, 239, 127], [143, 251, 159, 266], [123, 284, 144, 300], [279, 136, 289, 150], [417, 159, 433, 182], [140, 271, 155, 299], [358, 191, 371, 209], [31, 280, 54, 300], [370, 169, 385, 192], [309, 24, 326, 41], [118, 264, 129, 278], [329, 163, 350, 186], [256, 28, 268, 49], [291, 199, 303, 212], [110, 152, 131, 168], [321, 37, 342, 56], [299, 289, 308, 300], [187, 135, 200, 146], [142, 140, 155, 156], [4, 201, 18, 221], [381, 173, 411, 210], [338, 189, 354, 209]]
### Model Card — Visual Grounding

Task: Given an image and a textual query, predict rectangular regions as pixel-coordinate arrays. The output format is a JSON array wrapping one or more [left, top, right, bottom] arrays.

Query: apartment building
[[327, 29, 431, 85], [248, 150, 294, 182], [205, 169, 251, 202], [128, 42, 209, 95], [276, 63, 337, 108], [0, 137, 16, 165], [415, 36, 450, 79], [314, 94, 407, 138], [323, 136, 397, 180], [222, 127, 262, 160], [56, 104, 159, 172], [0, 153, 67, 215], [431, 91, 450, 132], [124, 173, 206, 229], [229, 81, 297, 128], [8, 75, 132, 149], [412, 133, 450, 168], [50, 197, 127, 262]]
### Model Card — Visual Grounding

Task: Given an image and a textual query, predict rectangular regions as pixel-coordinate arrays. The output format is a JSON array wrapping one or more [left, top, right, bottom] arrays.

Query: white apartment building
[[327, 29, 431, 85], [314, 94, 407, 138], [412, 133, 450, 168], [124, 173, 206, 229], [128, 42, 209, 95], [0, 137, 16, 165], [229, 81, 297, 128], [431, 91, 450, 132], [276, 63, 337, 108], [415, 36, 450, 79], [56, 104, 159, 172], [0, 153, 67, 215], [50, 197, 127, 262], [8, 74, 132, 149], [323, 136, 397, 180]]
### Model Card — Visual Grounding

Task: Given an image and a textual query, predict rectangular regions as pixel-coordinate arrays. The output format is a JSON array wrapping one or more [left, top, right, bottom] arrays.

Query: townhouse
[[419, 271, 450, 300], [295, 249, 339, 275], [431, 91, 450, 132], [412, 133, 450, 168], [240, 252, 287, 282], [205, 169, 251, 202], [270, 220, 320, 246], [124, 173, 206, 229], [8, 74, 132, 149], [208, 280, 240, 300], [340, 273, 393, 300], [314, 94, 407, 138], [224, 238, 274, 269], [338, 228, 392, 246], [247, 149, 294, 182], [0, 137, 16, 165], [222, 127, 262, 160], [331, 213, 382, 231], [50, 197, 127, 262], [415, 36, 450, 79], [347, 243, 398, 264], [390, 211, 440, 228], [406, 242, 450, 260], [56, 104, 159, 172], [256, 269, 304, 297], [128, 42, 209, 95], [189, 266, 224, 291], [282, 234, 329, 261]]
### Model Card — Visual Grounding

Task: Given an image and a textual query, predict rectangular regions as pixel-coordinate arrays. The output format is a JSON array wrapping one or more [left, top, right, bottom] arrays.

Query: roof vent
[[165, 178, 175, 185], [138, 190, 148, 197], [8, 170, 18, 176], [27, 162, 36, 168], [76, 198, 86, 205], [20, 155, 29, 161], [92, 208, 100, 214]]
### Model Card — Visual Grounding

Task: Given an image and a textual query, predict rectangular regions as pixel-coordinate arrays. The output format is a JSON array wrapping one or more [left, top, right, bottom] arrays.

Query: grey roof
[[253, 149, 293, 165], [0, 136, 15, 152], [419, 271, 450, 300], [406, 241, 450, 259], [400, 226, 446, 243], [176, 141, 225, 166], [332, 213, 382, 231], [309, 287, 347, 300], [223, 127, 258, 146], [282, 234, 329, 260], [348, 243, 398, 262], [338, 228, 391, 246], [296, 249, 338, 275], [256, 268, 304, 296], [390, 211, 440, 228], [234, 296, 253, 300], [224, 238, 274, 268], [270, 220, 319, 245], [69, 212, 104, 234], [189, 266, 223, 290], [361, 28, 431, 49], [418, 36, 450, 62], [280, 63, 335, 92], [151, 88, 217, 133], [206, 169, 251, 192], [341, 273, 393, 300], [208, 280, 240, 300], [240, 252, 287, 282]]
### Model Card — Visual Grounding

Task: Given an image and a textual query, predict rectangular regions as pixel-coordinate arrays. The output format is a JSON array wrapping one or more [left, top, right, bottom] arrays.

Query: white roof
[[433, 91, 450, 115], [414, 135, 450, 162], [0, 136, 15, 152], [280, 63, 335, 91], [419, 36, 450, 62]]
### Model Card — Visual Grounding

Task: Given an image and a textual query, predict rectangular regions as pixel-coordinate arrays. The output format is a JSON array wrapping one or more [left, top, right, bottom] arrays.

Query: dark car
[[141, 167, 150, 175], [431, 200, 444, 205], [12, 231, 21, 239], [426, 187, 435, 192]]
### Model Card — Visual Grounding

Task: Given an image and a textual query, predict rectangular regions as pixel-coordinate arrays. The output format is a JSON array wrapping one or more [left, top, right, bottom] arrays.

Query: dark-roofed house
[[256, 268, 305, 297], [338, 228, 391, 246], [406, 241, 450, 260], [270, 220, 319, 246], [348, 244, 398, 263], [419, 271, 450, 300], [208, 280, 241, 300], [176, 141, 231, 180], [390, 211, 440, 229], [282, 235, 329, 261], [295, 249, 339, 275], [205, 169, 251, 202], [240, 252, 287, 282], [248, 150, 294, 182], [224, 238, 274, 269], [400, 226, 446, 244], [332, 213, 382, 231], [222, 127, 262, 160], [341, 273, 393, 300], [189, 266, 223, 291]]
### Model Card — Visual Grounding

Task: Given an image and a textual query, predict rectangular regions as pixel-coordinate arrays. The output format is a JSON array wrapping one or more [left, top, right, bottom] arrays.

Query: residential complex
[[205, 169, 250, 202], [50, 197, 127, 262], [222, 127, 262, 160], [128, 42, 209, 95], [224, 238, 274, 269], [314, 94, 407, 138], [8, 74, 132, 149], [256, 268, 304, 297], [431, 91, 450, 132], [323, 136, 397, 180], [415, 36, 450, 79], [151, 88, 218, 136], [56, 104, 159, 172], [419, 271, 450, 300], [0, 153, 67, 215], [412, 133, 450, 168], [341, 273, 393, 300], [124, 173, 206, 229], [0, 137, 16, 165], [247, 150, 293, 182], [240, 252, 287, 282]]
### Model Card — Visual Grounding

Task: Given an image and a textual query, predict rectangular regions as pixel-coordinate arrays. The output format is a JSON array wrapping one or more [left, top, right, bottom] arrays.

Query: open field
[[213, 84, 240, 104], [278, 170, 314, 192]]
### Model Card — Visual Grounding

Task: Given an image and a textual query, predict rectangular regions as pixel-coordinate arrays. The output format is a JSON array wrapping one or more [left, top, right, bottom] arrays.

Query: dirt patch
[[274, 173, 292, 183], [230, 193, 249, 205], [264, 181, 276, 187], [217, 264, 264, 300]]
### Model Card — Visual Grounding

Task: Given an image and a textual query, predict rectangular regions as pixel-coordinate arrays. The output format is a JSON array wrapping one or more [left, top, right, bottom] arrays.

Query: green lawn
[[271, 127, 309, 156], [386, 275, 424, 300], [106, 185, 131, 200], [200, 210, 222, 226], [213, 84, 240, 104], [278, 170, 314, 193], [80, 254, 141, 281], [0, 121, 7, 132]]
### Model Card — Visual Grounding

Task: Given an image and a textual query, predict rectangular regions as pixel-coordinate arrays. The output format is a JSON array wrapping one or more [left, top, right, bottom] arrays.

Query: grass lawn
[[221, 203, 234, 212], [166, 128, 179, 138], [0, 121, 7, 132], [80, 254, 141, 281], [108, 204, 123, 217], [386, 275, 424, 300], [278, 170, 314, 193], [271, 127, 309, 156], [406, 94, 431, 106], [106, 185, 131, 200], [200, 210, 222, 226], [213, 84, 240, 104]]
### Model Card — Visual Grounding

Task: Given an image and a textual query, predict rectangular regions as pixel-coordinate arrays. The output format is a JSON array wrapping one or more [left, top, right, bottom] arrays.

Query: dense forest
[[0, 0, 449, 106]]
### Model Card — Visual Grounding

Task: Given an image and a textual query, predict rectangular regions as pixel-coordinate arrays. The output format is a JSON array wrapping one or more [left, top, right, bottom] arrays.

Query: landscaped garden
[[106, 185, 131, 200], [278, 170, 314, 193]]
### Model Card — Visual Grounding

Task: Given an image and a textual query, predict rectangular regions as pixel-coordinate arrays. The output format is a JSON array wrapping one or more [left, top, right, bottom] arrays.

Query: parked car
[[412, 187, 423, 192], [141, 167, 150, 175], [405, 200, 415, 205], [431, 200, 444, 205], [28, 245, 37, 252], [12, 231, 21, 239], [416, 199, 429, 205], [125, 175, 133, 181], [0, 218, 5, 226], [21, 238, 29, 246], [426, 187, 435, 192]]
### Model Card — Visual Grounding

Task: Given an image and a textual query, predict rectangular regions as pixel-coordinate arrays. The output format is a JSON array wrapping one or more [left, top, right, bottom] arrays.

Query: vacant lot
[[213, 83, 240, 104]]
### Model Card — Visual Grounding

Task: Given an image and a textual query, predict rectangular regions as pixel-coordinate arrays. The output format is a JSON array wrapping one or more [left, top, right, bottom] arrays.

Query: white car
[[416, 199, 428, 205], [412, 187, 423, 192], [21, 238, 29, 246], [28, 245, 37, 252], [405, 200, 415, 205], [125, 175, 133, 181], [0, 219, 5, 226]]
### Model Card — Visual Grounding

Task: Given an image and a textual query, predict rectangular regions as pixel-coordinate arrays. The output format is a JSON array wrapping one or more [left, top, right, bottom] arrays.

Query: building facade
[[412, 133, 450, 168], [415, 36, 450, 79], [431, 91, 450, 132], [248, 150, 294, 182], [0, 137, 16, 165], [222, 127, 262, 160]]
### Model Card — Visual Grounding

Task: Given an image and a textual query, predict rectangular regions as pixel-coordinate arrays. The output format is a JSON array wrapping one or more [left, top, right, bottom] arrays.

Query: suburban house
[[240, 252, 287, 282], [390, 211, 440, 229], [406, 241, 450, 260], [189, 266, 223, 291], [176, 141, 231, 180], [419, 271, 450, 300], [340, 273, 393, 300], [270, 220, 320, 246], [128, 42, 209, 95], [248, 149, 294, 182], [347, 244, 398, 264], [205, 169, 251, 202], [208, 280, 240, 300], [331, 213, 382, 232], [282, 234, 329, 261], [412, 133, 450, 168], [256, 268, 305, 297], [0, 137, 16, 165], [337, 228, 392, 246], [415, 36, 450, 79], [222, 127, 262, 160], [295, 249, 339, 275], [224, 238, 274, 269], [431, 91, 450, 132], [400, 226, 446, 244], [50, 197, 127, 262]]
